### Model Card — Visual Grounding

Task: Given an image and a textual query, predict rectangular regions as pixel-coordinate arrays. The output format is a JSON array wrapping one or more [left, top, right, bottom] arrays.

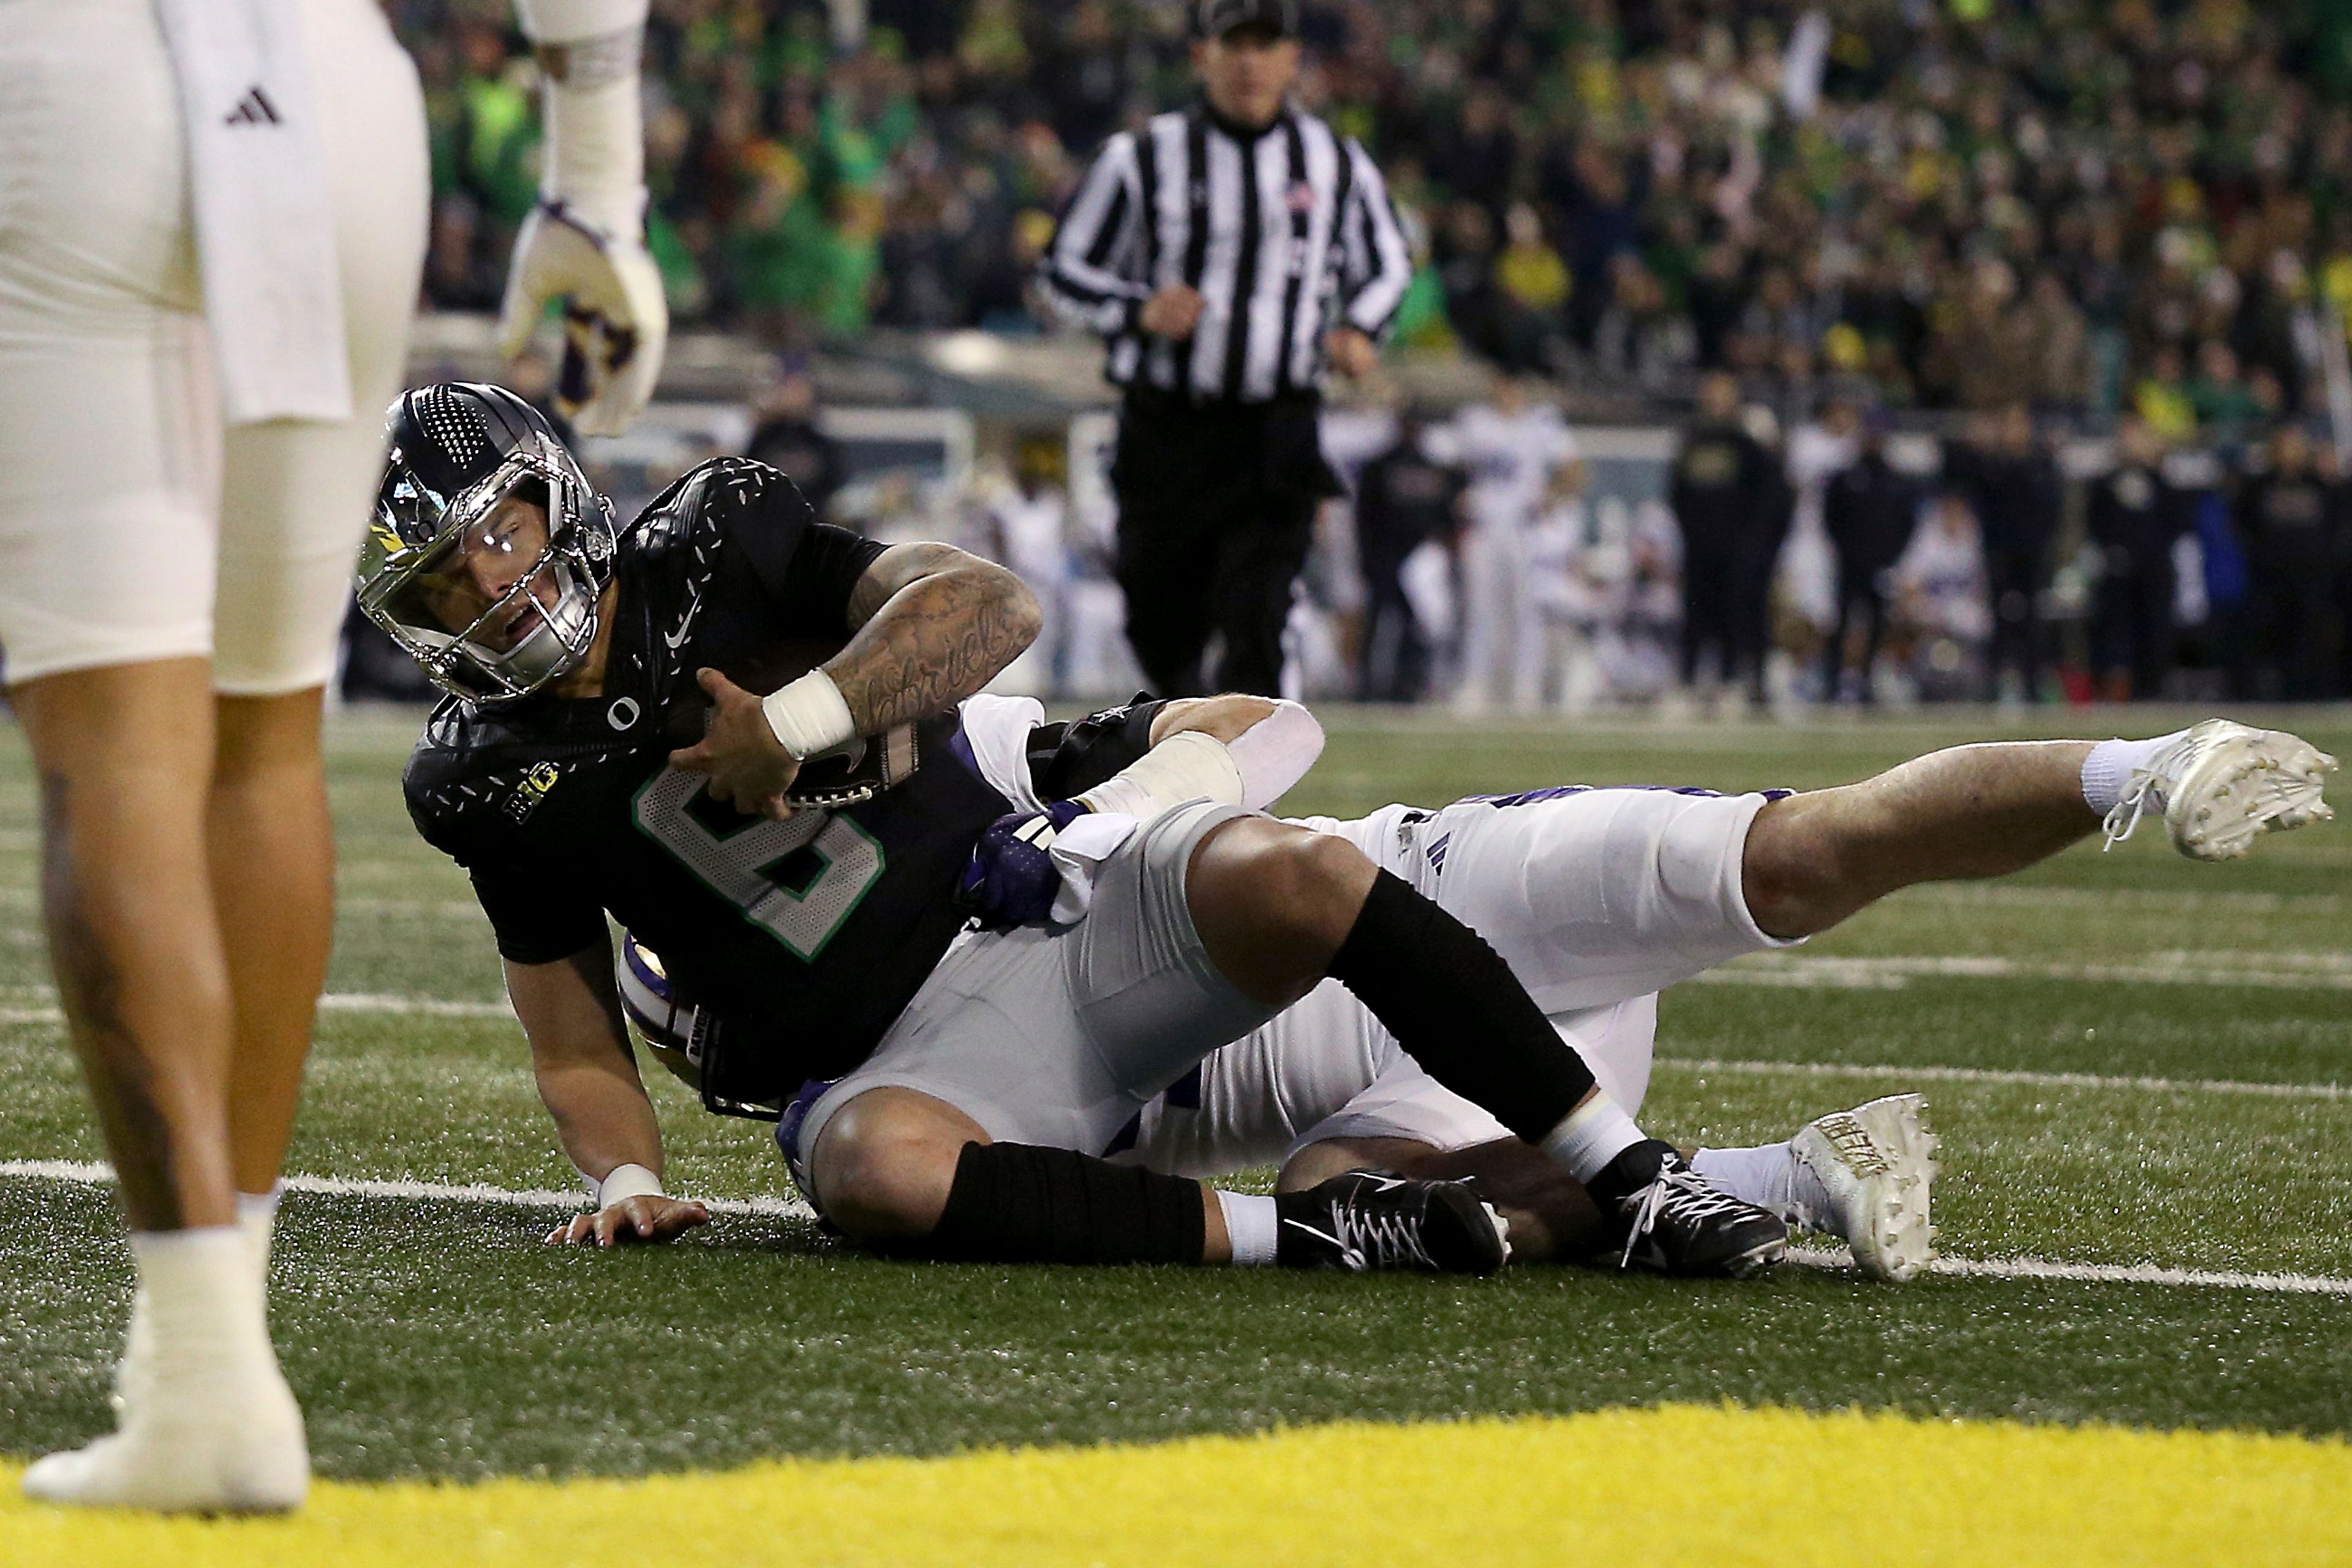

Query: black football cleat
[[1610, 1152, 1788, 1279], [1275, 1170, 1511, 1275]]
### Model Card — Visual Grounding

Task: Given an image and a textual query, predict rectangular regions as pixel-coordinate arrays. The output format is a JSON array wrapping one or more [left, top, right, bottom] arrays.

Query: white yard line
[[1785, 1245, 2352, 1297], [4, 1156, 2340, 1295], [1659, 1055, 2351, 1101], [0, 1158, 812, 1219], [1694, 953, 2352, 990], [0, 990, 512, 1026], [1905, 883, 2351, 914]]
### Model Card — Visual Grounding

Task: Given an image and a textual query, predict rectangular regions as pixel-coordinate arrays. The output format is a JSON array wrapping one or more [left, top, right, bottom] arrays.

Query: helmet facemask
[[360, 420, 617, 704]]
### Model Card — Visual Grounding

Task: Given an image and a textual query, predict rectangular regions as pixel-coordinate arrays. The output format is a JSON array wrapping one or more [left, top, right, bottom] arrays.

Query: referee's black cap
[[1194, 0, 1298, 40]]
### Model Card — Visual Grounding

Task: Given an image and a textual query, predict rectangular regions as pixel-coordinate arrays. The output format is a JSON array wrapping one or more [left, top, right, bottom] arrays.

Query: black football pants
[[1112, 393, 1332, 698]]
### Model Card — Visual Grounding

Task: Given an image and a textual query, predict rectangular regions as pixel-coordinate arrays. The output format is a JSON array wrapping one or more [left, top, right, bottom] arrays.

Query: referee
[[1038, 0, 1411, 696]]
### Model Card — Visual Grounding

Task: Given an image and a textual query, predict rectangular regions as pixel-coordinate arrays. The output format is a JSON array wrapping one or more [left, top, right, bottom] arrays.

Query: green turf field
[[2, 706, 2348, 1481]]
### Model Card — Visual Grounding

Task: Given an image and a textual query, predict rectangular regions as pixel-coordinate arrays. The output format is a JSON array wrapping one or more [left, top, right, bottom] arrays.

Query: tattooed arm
[[671, 542, 1041, 818], [827, 543, 1043, 733]]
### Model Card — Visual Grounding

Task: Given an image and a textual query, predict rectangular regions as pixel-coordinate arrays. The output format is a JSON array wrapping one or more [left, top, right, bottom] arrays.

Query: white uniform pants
[[1454, 521, 1549, 712], [0, 0, 427, 690], [1121, 786, 1799, 1178]]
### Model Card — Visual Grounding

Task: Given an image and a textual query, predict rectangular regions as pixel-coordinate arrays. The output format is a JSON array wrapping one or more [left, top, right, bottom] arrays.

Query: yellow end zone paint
[[4, 1404, 2348, 1567]]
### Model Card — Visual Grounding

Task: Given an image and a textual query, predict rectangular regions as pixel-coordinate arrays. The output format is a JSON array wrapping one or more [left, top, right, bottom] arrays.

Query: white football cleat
[[23, 1366, 308, 1513], [2103, 719, 2338, 862], [1790, 1094, 1940, 1284]]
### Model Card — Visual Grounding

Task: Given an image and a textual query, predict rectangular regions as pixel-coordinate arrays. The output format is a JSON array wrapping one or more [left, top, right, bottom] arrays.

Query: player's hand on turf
[[497, 200, 670, 437], [546, 1194, 712, 1248], [1141, 283, 1205, 340], [671, 668, 802, 820], [1325, 327, 1379, 379], [959, 802, 1088, 927]]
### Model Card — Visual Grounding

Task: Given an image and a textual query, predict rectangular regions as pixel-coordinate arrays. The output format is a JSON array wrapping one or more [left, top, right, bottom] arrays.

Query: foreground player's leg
[[109, 692, 331, 1419], [214, 690, 339, 1272], [14, 662, 306, 1513], [1744, 724, 2336, 939], [813, 1088, 1508, 1274], [1188, 817, 1787, 1278]]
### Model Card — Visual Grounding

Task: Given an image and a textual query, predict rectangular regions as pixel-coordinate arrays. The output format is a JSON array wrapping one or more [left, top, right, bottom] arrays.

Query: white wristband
[[595, 1163, 665, 1209], [761, 669, 858, 761]]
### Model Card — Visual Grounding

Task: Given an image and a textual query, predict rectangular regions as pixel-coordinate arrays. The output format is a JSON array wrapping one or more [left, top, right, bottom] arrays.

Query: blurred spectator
[[745, 361, 847, 519], [978, 435, 1078, 696], [1891, 492, 1992, 701], [1668, 371, 1782, 703], [1819, 412, 1921, 705], [2331, 442, 2352, 697], [1350, 409, 1466, 703], [2236, 424, 2340, 699], [1494, 203, 1571, 374], [2087, 417, 2192, 701], [1946, 404, 2062, 703]]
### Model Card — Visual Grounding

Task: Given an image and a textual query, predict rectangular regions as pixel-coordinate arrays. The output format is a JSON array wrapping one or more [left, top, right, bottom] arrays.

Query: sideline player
[[3, 0, 663, 1515], [363, 384, 1798, 1284], [1430, 375, 1583, 714]]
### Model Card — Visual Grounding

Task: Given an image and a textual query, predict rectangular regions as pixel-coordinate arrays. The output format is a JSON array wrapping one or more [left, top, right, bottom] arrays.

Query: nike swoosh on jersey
[[663, 583, 705, 649]]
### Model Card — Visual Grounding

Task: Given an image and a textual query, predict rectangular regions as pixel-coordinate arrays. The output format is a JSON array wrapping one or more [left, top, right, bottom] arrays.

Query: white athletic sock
[[130, 1227, 274, 1378], [237, 1185, 282, 1280], [1539, 1094, 1646, 1185], [2081, 731, 2190, 815], [1691, 1142, 1832, 1226], [1215, 1190, 1280, 1267]]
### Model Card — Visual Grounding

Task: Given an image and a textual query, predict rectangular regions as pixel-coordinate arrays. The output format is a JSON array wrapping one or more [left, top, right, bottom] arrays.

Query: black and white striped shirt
[[1038, 101, 1414, 404]]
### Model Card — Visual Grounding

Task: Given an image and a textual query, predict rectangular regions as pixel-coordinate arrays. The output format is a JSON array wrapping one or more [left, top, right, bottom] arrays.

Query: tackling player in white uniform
[[615, 696, 2333, 1283], [2, 0, 663, 1513]]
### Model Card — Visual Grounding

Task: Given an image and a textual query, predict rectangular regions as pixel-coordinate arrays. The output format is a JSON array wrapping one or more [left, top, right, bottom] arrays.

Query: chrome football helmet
[[356, 383, 617, 704]]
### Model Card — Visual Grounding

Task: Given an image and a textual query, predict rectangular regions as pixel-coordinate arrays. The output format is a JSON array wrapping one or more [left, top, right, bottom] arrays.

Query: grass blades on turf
[[0, 706, 2348, 1479]]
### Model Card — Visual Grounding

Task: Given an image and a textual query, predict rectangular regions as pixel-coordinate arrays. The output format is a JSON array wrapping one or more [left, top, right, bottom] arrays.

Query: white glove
[[496, 201, 668, 437]]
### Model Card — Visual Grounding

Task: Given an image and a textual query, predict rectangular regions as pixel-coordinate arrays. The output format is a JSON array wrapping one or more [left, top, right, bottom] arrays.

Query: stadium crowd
[[372, 0, 2352, 711], [400, 0, 2352, 422]]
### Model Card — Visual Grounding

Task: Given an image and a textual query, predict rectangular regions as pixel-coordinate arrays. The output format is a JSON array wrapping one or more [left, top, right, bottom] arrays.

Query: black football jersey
[[404, 458, 1161, 1093]]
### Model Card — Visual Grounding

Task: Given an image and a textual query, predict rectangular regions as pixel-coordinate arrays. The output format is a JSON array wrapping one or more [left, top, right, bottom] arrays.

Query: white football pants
[[0, 0, 427, 692]]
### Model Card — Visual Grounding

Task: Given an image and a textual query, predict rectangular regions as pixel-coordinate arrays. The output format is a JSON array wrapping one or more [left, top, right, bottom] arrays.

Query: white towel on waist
[[152, 0, 350, 426]]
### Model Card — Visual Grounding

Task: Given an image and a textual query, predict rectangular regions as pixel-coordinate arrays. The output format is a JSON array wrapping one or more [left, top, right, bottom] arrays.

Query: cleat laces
[[1330, 1188, 1439, 1271], [1618, 1168, 1755, 1268], [1811, 1112, 1890, 1176], [1285, 1178, 1439, 1272], [2100, 772, 2159, 851]]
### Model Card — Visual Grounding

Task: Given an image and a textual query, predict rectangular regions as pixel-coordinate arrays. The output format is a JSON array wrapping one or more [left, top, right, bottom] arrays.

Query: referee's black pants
[[1112, 389, 1338, 698]]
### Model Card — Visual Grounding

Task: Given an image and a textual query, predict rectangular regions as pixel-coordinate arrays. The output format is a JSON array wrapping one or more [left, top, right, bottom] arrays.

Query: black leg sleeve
[[922, 1142, 1208, 1265], [1325, 870, 1598, 1142]]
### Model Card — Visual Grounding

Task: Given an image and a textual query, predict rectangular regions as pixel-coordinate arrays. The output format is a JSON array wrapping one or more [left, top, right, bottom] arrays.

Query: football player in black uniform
[[362, 383, 1820, 1279]]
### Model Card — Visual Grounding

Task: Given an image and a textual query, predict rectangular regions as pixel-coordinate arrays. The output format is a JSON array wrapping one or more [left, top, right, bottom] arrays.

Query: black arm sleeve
[[1025, 695, 1173, 801]]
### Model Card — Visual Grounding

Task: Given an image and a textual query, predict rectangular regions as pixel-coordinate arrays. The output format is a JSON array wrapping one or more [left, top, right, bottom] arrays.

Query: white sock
[[1540, 1094, 1646, 1184], [1691, 1142, 1831, 1226], [2081, 731, 2189, 814], [1215, 1190, 1280, 1267], [129, 1227, 274, 1384], [237, 1185, 283, 1280]]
